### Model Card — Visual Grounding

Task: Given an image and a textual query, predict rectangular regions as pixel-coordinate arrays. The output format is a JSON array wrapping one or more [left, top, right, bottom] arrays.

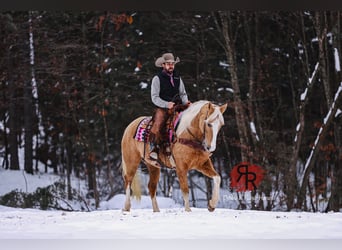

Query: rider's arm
[[179, 77, 189, 105], [151, 75, 169, 108]]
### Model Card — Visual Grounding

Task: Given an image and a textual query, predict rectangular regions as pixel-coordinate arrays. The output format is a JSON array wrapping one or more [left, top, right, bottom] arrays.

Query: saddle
[[133, 104, 189, 154], [134, 111, 180, 145]]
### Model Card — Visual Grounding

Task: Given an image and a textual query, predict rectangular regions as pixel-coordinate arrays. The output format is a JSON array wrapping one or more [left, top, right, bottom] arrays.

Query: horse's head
[[176, 100, 228, 152], [200, 102, 228, 152]]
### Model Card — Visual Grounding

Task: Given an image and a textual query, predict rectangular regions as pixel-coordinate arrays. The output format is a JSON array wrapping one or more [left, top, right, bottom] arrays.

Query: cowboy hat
[[155, 53, 180, 67]]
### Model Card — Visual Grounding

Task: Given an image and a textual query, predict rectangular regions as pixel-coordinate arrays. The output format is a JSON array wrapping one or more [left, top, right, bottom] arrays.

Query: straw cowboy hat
[[155, 53, 180, 67]]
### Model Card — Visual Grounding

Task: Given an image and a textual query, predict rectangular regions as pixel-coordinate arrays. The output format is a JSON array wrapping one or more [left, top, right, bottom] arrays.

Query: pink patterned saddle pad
[[133, 112, 183, 143], [134, 117, 152, 142]]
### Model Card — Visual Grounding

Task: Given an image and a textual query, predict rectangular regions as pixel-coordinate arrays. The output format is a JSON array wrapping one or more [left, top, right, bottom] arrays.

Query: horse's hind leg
[[147, 164, 161, 212], [122, 153, 141, 212], [123, 174, 132, 212]]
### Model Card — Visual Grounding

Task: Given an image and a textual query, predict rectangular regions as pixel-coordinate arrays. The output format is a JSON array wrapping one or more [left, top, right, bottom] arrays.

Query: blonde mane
[[176, 100, 210, 136]]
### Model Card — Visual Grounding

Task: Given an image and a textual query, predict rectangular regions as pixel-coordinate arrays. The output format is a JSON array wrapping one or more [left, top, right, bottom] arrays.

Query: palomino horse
[[121, 100, 228, 212]]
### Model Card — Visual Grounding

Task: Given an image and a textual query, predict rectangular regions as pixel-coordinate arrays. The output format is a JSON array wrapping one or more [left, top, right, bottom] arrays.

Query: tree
[[1, 11, 341, 211], [212, 11, 251, 162]]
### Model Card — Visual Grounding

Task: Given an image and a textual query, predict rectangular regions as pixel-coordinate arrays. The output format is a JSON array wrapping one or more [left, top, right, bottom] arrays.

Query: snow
[[0, 169, 342, 241], [336, 108, 342, 118], [300, 62, 319, 101], [308, 62, 319, 85], [226, 87, 234, 93], [219, 61, 229, 67], [311, 33, 333, 45], [1, 203, 342, 239], [334, 48, 341, 72], [300, 87, 308, 101], [0, 169, 61, 195], [139, 81, 148, 89], [294, 123, 301, 142], [249, 122, 259, 141], [29, 17, 34, 66], [217, 87, 234, 93]]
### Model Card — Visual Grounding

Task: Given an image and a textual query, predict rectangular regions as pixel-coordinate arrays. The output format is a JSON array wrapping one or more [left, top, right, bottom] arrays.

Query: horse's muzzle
[[203, 142, 215, 152]]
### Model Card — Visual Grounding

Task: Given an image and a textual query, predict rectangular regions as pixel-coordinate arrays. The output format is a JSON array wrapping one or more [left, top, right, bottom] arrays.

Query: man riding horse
[[149, 53, 191, 161]]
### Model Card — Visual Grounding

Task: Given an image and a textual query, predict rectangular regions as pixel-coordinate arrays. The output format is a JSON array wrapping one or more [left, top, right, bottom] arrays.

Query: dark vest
[[158, 71, 181, 102]]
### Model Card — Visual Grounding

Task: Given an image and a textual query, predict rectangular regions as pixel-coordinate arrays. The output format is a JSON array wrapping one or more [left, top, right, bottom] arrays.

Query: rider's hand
[[167, 102, 175, 109]]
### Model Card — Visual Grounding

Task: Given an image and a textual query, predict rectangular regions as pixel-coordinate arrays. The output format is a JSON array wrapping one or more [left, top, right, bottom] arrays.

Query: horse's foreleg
[[176, 168, 191, 212], [208, 175, 221, 212], [198, 159, 221, 212], [147, 165, 161, 212], [182, 192, 191, 212]]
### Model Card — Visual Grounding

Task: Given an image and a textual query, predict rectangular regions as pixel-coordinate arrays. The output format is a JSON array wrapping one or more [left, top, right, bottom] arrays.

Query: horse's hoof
[[207, 205, 215, 212]]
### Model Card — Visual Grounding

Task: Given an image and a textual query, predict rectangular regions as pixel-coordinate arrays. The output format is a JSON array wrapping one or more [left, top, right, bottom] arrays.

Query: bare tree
[[212, 11, 251, 162]]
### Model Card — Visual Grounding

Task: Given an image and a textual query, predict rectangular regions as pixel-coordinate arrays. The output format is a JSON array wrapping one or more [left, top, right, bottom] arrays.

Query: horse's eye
[[207, 123, 213, 128]]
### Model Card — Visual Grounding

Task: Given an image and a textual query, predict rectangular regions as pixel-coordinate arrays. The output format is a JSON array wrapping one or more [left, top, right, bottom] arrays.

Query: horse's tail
[[121, 158, 142, 201], [131, 172, 142, 201]]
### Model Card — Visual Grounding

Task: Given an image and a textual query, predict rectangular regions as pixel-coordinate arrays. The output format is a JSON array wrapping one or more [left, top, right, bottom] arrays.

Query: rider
[[149, 52, 191, 160]]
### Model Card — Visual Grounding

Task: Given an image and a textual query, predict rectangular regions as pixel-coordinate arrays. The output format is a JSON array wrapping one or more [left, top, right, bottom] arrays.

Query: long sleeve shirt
[[151, 74, 189, 108]]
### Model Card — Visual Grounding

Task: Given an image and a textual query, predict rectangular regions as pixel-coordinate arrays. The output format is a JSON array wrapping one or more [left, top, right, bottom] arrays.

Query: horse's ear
[[220, 103, 228, 114]]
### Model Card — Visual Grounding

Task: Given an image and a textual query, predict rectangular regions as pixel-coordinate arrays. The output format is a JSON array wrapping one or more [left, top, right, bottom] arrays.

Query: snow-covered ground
[[0, 169, 341, 250], [1, 200, 342, 239], [1, 169, 342, 239]]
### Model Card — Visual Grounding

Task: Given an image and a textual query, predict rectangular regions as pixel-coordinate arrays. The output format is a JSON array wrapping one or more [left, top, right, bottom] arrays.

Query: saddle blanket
[[134, 117, 152, 142], [133, 113, 183, 143]]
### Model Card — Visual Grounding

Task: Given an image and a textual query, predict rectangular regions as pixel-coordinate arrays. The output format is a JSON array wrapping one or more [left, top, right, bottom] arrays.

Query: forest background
[[0, 11, 341, 212]]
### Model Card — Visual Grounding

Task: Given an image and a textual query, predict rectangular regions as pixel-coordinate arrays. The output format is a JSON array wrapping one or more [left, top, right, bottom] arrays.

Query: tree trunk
[[1, 93, 9, 169], [315, 11, 332, 107], [24, 12, 34, 175], [296, 82, 342, 208], [287, 62, 320, 210], [214, 11, 250, 162], [327, 11, 342, 212], [66, 138, 73, 200], [243, 12, 258, 153], [102, 111, 116, 200], [286, 12, 322, 210], [8, 49, 20, 171], [24, 78, 33, 174]]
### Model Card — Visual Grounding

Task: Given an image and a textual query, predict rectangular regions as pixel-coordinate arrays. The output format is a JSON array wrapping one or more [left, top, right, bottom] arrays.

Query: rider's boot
[[149, 143, 158, 160], [149, 133, 159, 160]]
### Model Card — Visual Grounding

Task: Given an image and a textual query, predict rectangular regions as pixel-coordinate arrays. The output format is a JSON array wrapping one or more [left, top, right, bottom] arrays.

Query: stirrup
[[149, 141, 158, 160], [149, 151, 158, 160]]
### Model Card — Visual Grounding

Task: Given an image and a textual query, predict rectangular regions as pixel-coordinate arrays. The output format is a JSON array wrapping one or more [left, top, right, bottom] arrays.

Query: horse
[[121, 100, 228, 212]]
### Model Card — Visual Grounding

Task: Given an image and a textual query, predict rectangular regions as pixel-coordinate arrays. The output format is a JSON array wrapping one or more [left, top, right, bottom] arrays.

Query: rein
[[176, 137, 206, 151]]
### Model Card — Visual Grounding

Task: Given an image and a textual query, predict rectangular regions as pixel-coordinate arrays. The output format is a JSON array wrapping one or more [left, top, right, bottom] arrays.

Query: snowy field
[[1, 169, 342, 250], [1, 198, 342, 239]]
